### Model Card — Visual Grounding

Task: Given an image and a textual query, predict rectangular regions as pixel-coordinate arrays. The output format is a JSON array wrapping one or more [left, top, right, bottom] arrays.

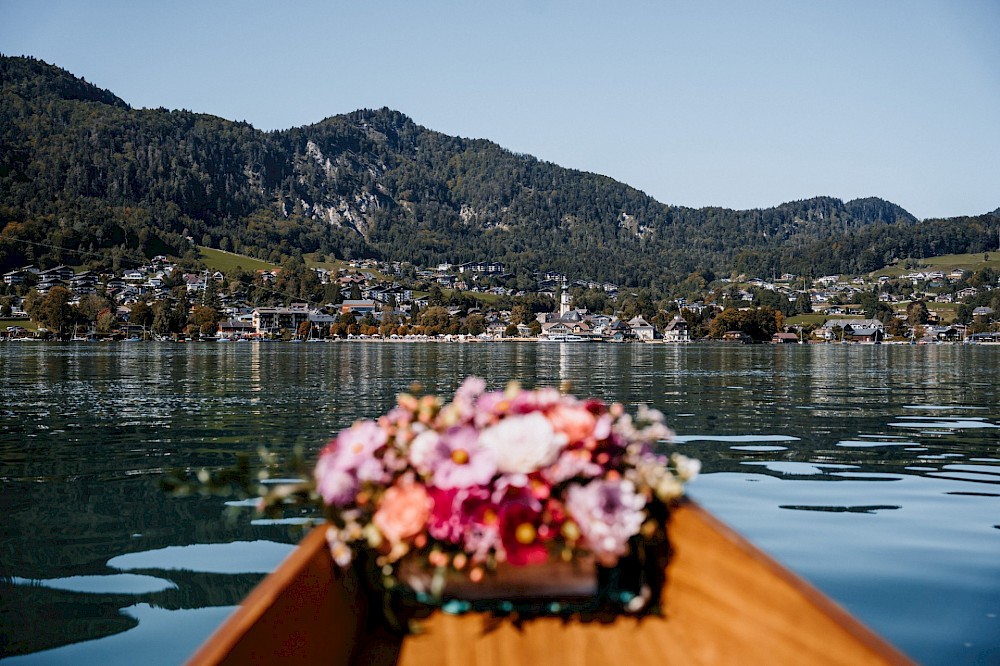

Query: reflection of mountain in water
[[0, 568, 271, 656], [1, 464, 301, 656]]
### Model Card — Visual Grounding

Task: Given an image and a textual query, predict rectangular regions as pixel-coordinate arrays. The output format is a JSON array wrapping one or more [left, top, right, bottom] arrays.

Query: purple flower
[[426, 426, 498, 489], [315, 457, 358, 506], [565, 478, 646, 566], [314, 420, 389, 506]]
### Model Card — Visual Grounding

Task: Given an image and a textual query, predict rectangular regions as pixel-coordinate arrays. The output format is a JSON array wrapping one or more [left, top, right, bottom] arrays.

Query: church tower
[[560, 290, 571, 317]]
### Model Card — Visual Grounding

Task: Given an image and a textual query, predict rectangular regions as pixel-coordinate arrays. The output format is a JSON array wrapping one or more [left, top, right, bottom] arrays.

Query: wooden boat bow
[[187, 500, 913, 665]]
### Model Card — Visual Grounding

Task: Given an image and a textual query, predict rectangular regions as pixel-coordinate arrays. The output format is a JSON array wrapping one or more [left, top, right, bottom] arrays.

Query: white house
[[663, 316, 691, 343], [628, 316, 656, 341]]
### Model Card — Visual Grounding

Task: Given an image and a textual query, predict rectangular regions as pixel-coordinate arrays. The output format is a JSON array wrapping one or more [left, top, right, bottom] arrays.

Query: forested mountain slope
[[2, 55, 997, 286]]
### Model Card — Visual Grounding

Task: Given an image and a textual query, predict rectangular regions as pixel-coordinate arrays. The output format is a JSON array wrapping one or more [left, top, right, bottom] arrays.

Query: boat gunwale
[[186, 500, 914, 665]]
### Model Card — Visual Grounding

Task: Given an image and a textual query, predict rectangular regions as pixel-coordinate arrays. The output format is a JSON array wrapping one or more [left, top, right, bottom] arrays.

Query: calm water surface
[[1, 342, 998, 664]]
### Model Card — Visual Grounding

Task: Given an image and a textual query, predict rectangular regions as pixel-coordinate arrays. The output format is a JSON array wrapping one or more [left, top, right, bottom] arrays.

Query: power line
[[6, 237, 150, 269]]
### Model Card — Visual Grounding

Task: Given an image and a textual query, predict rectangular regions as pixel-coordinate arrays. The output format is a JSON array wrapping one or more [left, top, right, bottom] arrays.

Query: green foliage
[[198, 246, 277, 273], [130, 301, 154, 328], [464, 313, 486, 335], [3, 55, 998, 290], [27, 286, 76, 332], [190, 304, 220, 330], [907, 301, 930, 326], [707, 306, 782, 342]]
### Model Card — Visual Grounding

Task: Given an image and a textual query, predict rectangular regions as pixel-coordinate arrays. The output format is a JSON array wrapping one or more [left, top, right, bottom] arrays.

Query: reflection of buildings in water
[[248, 342, 262, 409], [806, 344, 975, 413], [805, 346, 880, 409], [559, 344, 568, 383], [660, 344, 685, 377]]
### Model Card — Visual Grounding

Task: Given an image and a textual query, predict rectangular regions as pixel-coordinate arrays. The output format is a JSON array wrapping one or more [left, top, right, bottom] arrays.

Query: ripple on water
[[837, 440, 921, 448], [927, 465, 1000, 485], [730, 445, 788, 452], [903, 405, 987, 411], [889, 418, 1000, 430], [673, 434, 800, 444]]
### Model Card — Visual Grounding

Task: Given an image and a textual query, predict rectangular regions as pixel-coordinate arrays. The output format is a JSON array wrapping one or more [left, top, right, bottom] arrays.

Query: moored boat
[[186, 500, 913, 665], [539, 333, 587, 342]]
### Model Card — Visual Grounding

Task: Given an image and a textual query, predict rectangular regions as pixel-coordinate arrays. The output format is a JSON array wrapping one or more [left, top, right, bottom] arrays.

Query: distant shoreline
[[2, 337, 999, 346]]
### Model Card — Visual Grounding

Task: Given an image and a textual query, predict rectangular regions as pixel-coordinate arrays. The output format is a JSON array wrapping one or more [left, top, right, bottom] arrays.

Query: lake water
[[1, 342, 998, 664]]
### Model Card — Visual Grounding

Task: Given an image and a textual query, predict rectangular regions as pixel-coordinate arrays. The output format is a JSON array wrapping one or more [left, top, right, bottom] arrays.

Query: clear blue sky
[[2, 0, 998, 220]]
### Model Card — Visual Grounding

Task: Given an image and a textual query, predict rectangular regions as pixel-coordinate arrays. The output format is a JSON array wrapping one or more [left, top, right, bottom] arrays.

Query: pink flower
[[459, 489, 502, 562], [373, 480, 432, 544], [479, 411, 565, 474], [428, 486, 501, 559], [509, 387, 563, 414], [326, 420, 388, 470], [471, 390, 512, 428], [454, 376, 487, 408], [547, 401, 599, 444], [439, 377, 488, 426], [457, 486, 499, 529], [542, 449, 603, 485], [422, 426, 498, 489]]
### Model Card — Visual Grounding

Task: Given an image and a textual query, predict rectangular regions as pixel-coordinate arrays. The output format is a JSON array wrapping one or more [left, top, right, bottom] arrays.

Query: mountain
[[2, 55, 998, 288]]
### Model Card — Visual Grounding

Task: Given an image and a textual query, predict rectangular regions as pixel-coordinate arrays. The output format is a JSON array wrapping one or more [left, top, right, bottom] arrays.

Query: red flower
[[427, 487, 460, 542], [498, 496, 549, 566]]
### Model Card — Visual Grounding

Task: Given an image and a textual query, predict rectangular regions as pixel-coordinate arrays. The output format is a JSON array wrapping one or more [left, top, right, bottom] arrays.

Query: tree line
[[3, 55, 999, 298]]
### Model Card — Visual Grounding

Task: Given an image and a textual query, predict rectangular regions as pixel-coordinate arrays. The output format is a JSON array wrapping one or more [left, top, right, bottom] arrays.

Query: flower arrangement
[[313, 377, 699, 606]]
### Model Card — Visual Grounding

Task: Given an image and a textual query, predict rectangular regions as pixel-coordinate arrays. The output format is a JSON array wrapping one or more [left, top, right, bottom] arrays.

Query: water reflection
[[1, 342, 998, 665], [779, 504, 901, 514], [9, 574, 177, 595], [106, 541, 295, 575]]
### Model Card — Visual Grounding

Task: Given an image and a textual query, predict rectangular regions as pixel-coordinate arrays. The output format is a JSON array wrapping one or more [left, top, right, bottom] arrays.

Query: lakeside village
[[2, 255, 999, 344]]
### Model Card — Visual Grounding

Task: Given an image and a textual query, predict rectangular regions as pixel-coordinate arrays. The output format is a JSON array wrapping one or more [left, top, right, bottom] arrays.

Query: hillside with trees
[[2, 55, 998, 289]]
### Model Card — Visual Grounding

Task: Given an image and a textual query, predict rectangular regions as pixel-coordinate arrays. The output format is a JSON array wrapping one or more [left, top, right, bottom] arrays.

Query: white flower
[[407, 429, 440, 473], [655, 475, 684, 501], [479, 412, 565, 474], [672, 453, 701, 482], [325, 526, 354, 568]]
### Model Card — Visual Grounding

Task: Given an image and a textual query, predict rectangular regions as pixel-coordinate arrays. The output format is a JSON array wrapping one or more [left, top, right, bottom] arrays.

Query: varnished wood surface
[[187, 502, 915, 665], [185, 525, 365, 666]]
